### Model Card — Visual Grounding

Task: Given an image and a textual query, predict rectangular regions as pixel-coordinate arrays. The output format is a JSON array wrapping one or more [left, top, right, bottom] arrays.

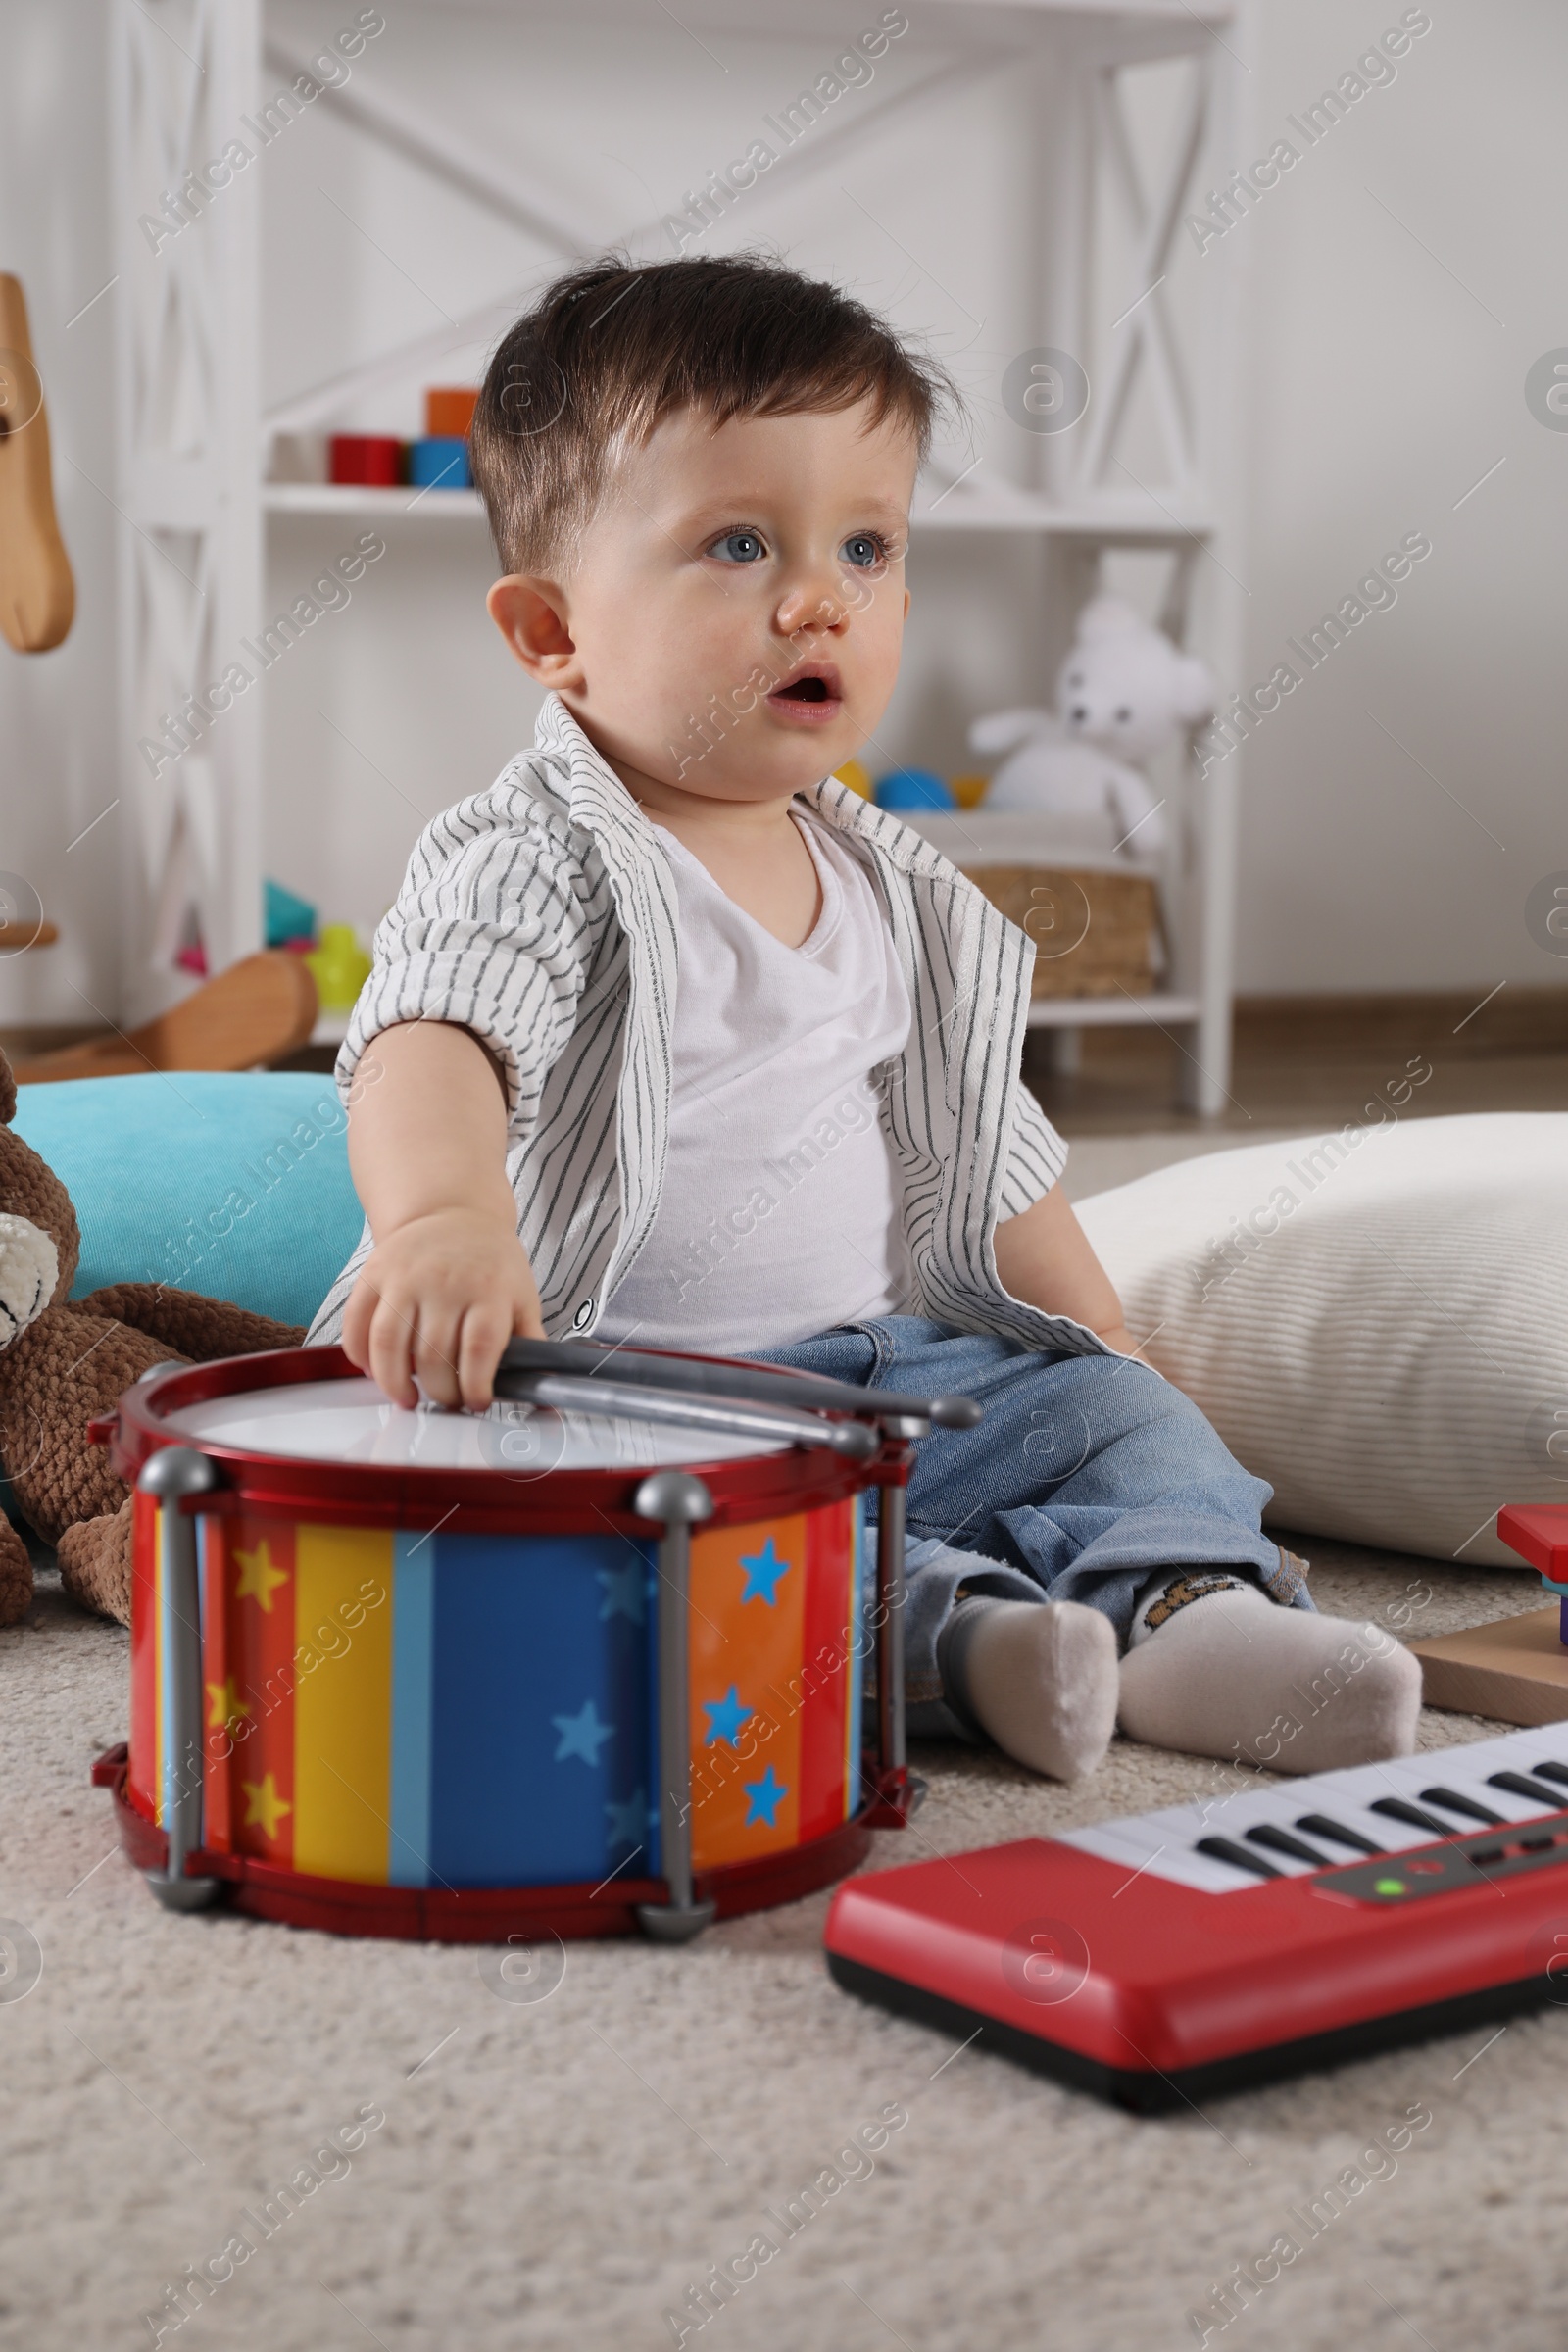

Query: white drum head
[[163, 1377, 782, 1474]]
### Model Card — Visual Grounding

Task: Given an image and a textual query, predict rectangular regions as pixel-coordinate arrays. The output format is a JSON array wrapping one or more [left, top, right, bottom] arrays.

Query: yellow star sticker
[[240, 1773, 291, 1841], [233, 1540, 288, 1612], [205, 1676, 252, 1731]]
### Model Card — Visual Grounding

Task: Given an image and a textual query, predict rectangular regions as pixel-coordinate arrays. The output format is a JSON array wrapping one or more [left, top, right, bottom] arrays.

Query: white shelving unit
[[111, 0, 1253, 1107]]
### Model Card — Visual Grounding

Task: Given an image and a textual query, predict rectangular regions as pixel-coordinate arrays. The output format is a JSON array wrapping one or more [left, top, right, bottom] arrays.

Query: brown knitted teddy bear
[[0, 1046, 303, 1627]]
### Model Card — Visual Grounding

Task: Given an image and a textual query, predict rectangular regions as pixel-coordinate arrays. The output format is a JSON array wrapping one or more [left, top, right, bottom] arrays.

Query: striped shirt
[[308, 693, 1099, 1357]]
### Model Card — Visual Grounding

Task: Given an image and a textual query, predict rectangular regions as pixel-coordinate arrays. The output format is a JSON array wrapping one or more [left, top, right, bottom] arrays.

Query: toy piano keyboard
[[825, 1726, 1568, 2109]]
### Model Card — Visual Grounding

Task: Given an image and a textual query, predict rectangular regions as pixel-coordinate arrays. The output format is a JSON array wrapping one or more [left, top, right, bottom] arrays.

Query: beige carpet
[[4, 1132, 1564, 2352]]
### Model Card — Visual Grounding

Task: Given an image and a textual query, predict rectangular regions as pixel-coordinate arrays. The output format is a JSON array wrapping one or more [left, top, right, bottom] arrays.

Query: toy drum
[[92, 1346, 920, 1942]]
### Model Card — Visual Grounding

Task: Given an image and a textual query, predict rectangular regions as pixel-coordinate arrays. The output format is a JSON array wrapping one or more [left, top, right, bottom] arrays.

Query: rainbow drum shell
[[92, 1348, 909, 1941]]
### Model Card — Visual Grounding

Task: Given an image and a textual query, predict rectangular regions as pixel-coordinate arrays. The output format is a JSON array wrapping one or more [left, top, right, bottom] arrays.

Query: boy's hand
[[341, 1019, 543, 1412], [341, 1207, 545, 1412]]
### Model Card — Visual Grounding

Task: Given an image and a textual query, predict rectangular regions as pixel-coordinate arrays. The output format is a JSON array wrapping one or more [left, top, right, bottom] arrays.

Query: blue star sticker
[[739, 1536, 791, 1606], [743, 1765, 788, 1826], [552, 1698, 614, 1767], [702, 1685, 753, 1747], [597, 1559, 647, 1625], [605, 1788, 650, 1850]]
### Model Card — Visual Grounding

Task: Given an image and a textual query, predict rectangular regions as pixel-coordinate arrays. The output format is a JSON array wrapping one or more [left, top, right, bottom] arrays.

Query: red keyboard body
[[825, 1727, 1568, 2109]]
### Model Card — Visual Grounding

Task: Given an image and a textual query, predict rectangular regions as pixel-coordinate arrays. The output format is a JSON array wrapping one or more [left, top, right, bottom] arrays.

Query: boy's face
[[489, 399, 917, 805]]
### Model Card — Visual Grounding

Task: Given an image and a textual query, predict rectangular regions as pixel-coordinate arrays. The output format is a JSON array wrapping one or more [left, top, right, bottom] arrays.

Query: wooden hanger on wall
[[0, 272, 74, 654]]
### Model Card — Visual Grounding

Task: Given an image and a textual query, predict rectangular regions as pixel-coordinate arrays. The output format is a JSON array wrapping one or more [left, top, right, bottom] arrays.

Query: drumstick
[[497, 1339, 982, 1430], [494, 1368, 880, 1460]]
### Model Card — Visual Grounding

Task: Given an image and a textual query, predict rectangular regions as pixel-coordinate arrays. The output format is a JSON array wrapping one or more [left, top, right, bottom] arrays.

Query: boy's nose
[[775, 578, 850, 638]]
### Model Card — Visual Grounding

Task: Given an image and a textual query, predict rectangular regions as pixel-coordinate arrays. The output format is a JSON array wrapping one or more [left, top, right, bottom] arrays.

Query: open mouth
[[766, 663, 843, 720]]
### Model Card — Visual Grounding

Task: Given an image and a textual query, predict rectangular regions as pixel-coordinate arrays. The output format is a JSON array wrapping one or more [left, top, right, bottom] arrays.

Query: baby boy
[[310, 253, 1419, 1780]]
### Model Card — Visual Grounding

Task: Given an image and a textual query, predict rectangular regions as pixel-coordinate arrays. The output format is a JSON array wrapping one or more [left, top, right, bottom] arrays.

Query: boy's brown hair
[[469, 253, 953, 575]]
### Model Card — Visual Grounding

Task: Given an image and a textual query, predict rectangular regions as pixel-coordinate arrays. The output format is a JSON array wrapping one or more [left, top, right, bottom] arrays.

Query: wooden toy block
[[329, 434, 401, 487], [1412, 1608, 1568, 1727], [1496, 1504, 1568, 1583], [1411, 1504, 1568, 1726], [425, 386, 477, 438]]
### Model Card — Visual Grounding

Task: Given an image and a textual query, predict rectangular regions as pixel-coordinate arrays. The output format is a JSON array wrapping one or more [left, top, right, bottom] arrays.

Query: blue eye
[[710, 530, 766, 564], [840, 533, 886, 570]]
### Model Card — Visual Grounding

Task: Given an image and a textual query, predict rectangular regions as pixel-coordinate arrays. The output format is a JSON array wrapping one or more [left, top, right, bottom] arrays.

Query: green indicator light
[[1375, 1878, 1407, 1896]]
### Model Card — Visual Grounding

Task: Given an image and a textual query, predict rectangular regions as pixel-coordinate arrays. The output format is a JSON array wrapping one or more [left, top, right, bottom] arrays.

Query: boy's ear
[[487, 575, 582, 689]]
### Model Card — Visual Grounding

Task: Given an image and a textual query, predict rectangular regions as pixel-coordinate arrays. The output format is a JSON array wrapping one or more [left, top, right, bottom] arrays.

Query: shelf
[[265, 483, 484, 519], [113, 0, 1249, 1114], [411, 1, 1238, 31], [263, 478, 1214, 542], [1026, 994, 1200, 1028], [911, 478, 1215, 539], [889, 810, 1161, 872]]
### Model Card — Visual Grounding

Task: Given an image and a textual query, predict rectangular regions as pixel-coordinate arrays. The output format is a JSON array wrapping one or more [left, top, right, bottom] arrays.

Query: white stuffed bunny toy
[[970, 598, 1215, 858]]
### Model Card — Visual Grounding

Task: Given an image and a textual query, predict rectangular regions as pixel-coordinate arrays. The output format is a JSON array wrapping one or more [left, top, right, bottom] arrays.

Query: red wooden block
[[1498, 1505, 1568, 1584], [329, 434, 402, 487]]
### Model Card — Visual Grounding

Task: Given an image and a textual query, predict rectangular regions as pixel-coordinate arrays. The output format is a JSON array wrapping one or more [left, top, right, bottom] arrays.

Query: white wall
[[3, 0, 1564, 1011], [0, 0, 122, 1034], [1232, 0, 1568, 995]]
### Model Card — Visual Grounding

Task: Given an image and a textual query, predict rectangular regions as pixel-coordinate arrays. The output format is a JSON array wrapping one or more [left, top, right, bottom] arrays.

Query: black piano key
[[1529, 1760, 1568, 1789], [1297, 1812, 1386, 1857], [1246, 1824, 1332, 1867], [1488, 1770, 1568, 1807], [1419, 1785, 1506, 1828], [1196, 1836, 1283, 1882], [1369, 1798, 1454, 1837]]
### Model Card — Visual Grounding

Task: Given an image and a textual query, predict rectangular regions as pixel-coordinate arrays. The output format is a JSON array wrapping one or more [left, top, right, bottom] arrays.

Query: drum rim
[[94, 1741, 880, 1941], [107, 1345, 883, 1531]]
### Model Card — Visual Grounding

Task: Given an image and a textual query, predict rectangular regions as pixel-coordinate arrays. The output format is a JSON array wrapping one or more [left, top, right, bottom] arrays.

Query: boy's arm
[[992, 1184, 1142, 1357], [342, 1019, 545, 1410]]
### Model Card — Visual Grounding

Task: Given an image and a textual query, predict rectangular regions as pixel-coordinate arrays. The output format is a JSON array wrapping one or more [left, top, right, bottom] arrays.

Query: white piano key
[[1377, 1743, 1563, 1822], [1056, 1727, 1568, 1896], [1064, 1814, 1183, 1872], [1153, 1846, 1276, 1894], [1227, 1840, 1320, 1879], [1182, 1776, 1427, 1853], [1060, 1823, 1254, 1894], [1420, 1780, 1553, 1828]]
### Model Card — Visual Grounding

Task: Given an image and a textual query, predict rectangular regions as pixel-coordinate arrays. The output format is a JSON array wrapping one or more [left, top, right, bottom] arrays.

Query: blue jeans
[[756, 1317, 1309, 1740]]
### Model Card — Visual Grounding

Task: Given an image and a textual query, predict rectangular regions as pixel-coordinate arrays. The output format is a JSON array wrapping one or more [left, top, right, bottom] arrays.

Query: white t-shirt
[[598, 808, 914, 1353]]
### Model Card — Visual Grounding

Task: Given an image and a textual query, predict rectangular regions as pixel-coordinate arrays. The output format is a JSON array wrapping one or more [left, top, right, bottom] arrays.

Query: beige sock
[[939, 1596, 1119, 1782], [1117, 1578, 1421, 1772]]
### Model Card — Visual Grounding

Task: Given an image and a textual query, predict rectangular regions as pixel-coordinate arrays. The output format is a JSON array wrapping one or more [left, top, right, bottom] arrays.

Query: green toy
[[305, 924, 372, 1012]]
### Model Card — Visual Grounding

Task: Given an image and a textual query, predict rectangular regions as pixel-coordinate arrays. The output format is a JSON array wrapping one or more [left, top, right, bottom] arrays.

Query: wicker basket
[[965, 864, 1164, 999]]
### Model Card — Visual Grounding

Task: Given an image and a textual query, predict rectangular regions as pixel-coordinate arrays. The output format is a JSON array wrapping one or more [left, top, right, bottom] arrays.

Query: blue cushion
[[12, 1072, 363, 1330]]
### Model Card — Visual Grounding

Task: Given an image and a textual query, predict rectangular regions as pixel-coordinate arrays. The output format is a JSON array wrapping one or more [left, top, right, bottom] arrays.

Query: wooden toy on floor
[[10, 949, 317, 1082], [0, 273, 75, 654], [1411, 1505, 1568, 1726]]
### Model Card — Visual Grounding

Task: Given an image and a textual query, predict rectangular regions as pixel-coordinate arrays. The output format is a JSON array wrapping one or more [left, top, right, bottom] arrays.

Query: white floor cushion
[[1074, 1113, 1568, 1567]]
